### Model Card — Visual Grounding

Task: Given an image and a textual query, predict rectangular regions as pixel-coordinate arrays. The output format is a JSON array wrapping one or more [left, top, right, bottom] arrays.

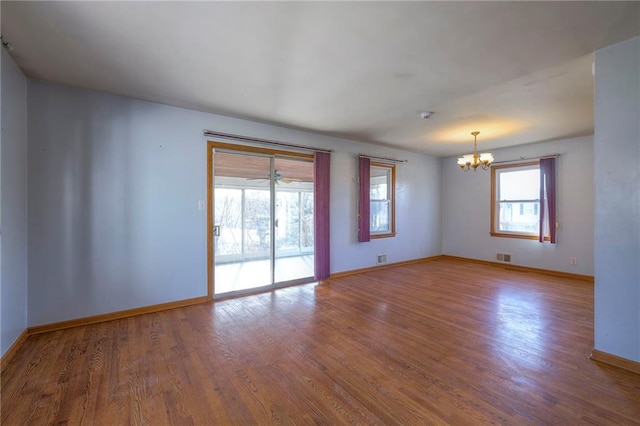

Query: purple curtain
[[314, 152, 331, 280], [358, 156, 371, 242], [539, 157, 556, 243]]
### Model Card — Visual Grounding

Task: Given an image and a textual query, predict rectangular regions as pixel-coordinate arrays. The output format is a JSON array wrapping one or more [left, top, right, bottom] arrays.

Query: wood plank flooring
[[2, 259, 640, 424]]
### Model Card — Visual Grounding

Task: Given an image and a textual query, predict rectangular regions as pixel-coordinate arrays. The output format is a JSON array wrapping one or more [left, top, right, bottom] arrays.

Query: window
[[370, 162, 395, 237], [491, 161, 547, 240], [358, 158, 396, 242]]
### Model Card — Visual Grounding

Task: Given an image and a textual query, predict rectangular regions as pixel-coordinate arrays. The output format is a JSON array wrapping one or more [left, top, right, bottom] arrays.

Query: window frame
[[370, 161, 396, 239], [490, 161, 549, 241]]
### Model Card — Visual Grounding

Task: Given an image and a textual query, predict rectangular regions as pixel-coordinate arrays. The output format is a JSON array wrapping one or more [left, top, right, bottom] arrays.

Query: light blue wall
[[594, 36, 640, 362], [1, 49, 28, 356], [27, 80, 441, 326], [442, 135, 594, 276]]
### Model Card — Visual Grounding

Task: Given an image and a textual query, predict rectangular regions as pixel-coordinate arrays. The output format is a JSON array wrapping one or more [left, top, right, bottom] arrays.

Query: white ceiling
[[2, 1, 639, 156]]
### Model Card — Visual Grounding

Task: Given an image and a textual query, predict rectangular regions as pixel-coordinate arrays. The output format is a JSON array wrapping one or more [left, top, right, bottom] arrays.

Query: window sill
[[490, 232, 549, 241], [371, 232, 396, 240]]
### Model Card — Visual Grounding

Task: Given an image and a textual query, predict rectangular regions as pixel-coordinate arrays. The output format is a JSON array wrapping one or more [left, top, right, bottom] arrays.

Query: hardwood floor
[[2, 259, 640, 424]]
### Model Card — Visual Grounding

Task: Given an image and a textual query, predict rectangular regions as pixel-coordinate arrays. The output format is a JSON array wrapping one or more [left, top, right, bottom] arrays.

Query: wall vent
[[377, 254, 387, 264], [497, 252, 512, 263]]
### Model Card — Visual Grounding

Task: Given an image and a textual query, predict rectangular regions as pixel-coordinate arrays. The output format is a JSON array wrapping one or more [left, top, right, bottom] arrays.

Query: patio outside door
[[211, 147, 314, 296]]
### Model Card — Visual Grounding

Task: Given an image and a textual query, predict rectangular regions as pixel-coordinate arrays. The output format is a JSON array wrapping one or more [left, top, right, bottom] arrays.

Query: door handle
[[214, 225, 221, 237]]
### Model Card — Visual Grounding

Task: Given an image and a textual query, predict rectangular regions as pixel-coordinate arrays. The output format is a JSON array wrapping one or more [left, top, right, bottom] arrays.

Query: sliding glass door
[[274, 157, 314, 283], [212, 147, 314, 296]]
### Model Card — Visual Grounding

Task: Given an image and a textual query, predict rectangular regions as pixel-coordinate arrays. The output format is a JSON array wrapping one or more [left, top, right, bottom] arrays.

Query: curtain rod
[[359, 154, 407, 163], [204, 130, 333, 153], [491, 154, 558, 165]]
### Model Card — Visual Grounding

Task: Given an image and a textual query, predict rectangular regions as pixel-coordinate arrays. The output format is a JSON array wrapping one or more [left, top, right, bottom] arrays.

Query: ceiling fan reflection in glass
[[247, 170, 302, 185]]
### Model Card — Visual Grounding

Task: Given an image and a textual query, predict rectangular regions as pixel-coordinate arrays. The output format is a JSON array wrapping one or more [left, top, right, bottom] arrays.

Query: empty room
[[1, 2, 639, 424]]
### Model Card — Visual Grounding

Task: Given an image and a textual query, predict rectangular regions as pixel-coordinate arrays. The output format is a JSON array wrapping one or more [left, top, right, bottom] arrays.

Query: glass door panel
[[300, 192, 314, 254], [213, 151, 271, 294], [214, 188, 243, 261], [274, 158, 315, 283], [243, 189, 271, 260]]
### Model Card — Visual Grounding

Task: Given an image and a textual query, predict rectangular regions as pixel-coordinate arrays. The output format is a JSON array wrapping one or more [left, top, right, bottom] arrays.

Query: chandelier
[[457, 131, 494, 171]]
